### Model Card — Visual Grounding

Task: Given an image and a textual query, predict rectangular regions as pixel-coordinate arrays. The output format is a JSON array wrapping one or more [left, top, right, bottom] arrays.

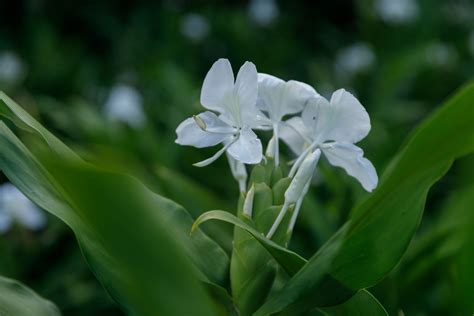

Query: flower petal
[[234, 61, 258, 112], [193, 144, 229, 167], [257, 73, 285, 118], [302, 96, 326, 139], [321, 142, 378, 192], [329, 89, 370, 142], [279, 117, 309, 155], [257, 74, 320, 122], [227, 127, 262, 164], [286, 80, 320, 100], [303, 89, 370, 144], [175, 112, 232, 148], [285, 80, 321, 114], [200, 58, 235, 112], [198, 111, 236, 134]]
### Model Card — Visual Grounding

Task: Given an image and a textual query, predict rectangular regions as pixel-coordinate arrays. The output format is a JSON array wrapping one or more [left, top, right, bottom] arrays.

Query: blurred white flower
[[176, 58, 264, 166], [425, 42, 457, 67], [256, 73, 320, 165], [0, 183, 46, 234], [285, 89, 378, 192], [104, 84, 145, 128], [180, 13, 210, 42], [0, 51, 25, 84], [335, 43, 376, 76], [248, 0, 279, 27], [375, 0, 418, 24]]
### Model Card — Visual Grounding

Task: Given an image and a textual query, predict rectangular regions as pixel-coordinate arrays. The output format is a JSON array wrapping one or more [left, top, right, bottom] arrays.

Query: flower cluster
[[176, 58, 378, 237]]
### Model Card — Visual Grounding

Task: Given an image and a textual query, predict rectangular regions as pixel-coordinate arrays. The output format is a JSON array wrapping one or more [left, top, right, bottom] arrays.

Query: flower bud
[[265, 136, 276, 158], [242, 185, 255, 217], [284, 149, 321, 204]]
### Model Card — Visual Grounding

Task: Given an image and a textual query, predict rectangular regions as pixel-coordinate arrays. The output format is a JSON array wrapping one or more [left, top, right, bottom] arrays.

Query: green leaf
[[192, 210, 306, 276], [230, 182, 276, 316], [0, 275, 61, 316], [194, 211, 385, 315], [320, 290, 387, 316], [0, 93, 228, 315], [256, 82, 474, 313], [0, 91, 78, 161], [254, 227, 352, 316]]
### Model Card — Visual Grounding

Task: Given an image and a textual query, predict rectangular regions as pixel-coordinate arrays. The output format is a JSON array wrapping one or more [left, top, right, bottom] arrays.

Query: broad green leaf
[[320, 290, 387, 316], [0, 93, 228, 315], [0, 275, 61, 316], [193, 210, 306, 276], [256, 83, 474, 314], [0, 91, 78, 161], [254, 227, 352, 316], [194, 211, 386, 315]]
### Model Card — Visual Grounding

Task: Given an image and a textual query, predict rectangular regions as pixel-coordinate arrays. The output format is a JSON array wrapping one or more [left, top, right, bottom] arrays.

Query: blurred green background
[[0, 0, 473, 315]]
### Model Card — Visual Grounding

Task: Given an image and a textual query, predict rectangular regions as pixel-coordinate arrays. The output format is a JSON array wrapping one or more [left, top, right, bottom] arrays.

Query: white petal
[[193, 144, 229, 167], [227, 127, 262, 164], [286, 80, 320, 100], [200, 58, 235, 112], [302, 96, 325, 139], [175, 112, 232, 148], [198, 111, 236, 134], [329, 89, 370, 142], [257, 73, 285, 117], [234, 61, 258, 113], [284, 80, 321, 115], [321, 142, 378, 192], [305, 89, 370, 143], [279, 117, 309, 156], [257, 74, 320, 122]]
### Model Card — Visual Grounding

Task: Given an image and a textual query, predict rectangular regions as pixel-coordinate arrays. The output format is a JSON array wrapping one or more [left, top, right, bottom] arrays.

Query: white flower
[[176, 58, 264, 166], [256, 73, 319, 165], [0, 51, 25, 85], [0, 183, 46, 234], [375, 0, 419, 24], [335, 43, 376, 76], [248, 0, 279, 27], [180, 13, 210, 42], [284, 89, 378, 192], [104, 84, 145, 128]]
